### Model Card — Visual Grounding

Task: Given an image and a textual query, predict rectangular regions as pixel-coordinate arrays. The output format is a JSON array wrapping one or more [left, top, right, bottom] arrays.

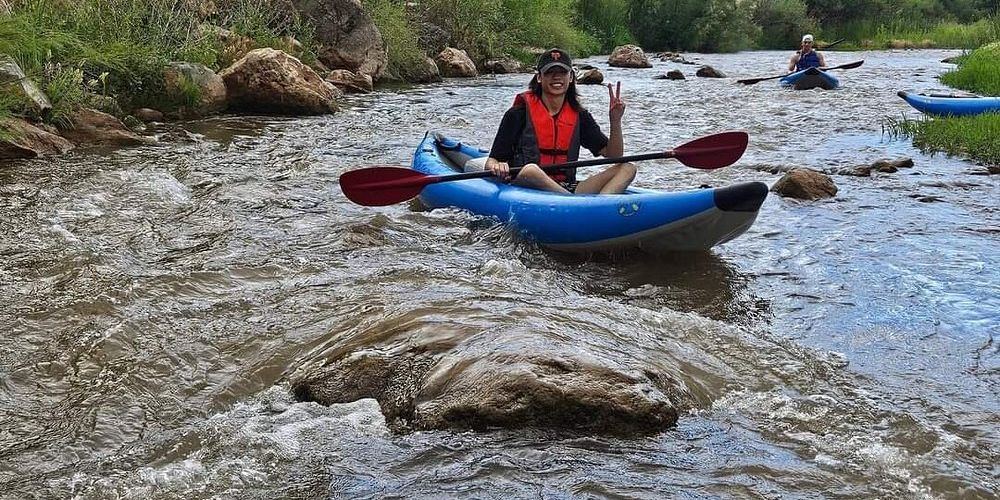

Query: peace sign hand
[[608, 81, 626, 124]]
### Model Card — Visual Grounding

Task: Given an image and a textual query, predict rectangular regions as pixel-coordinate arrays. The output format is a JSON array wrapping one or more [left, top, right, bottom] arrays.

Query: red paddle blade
[[672, 131, 749, 169], [339, 166, 433, 206]]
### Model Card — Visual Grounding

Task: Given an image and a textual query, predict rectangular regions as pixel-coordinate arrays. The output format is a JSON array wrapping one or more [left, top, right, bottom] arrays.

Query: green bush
[[575, 0, 635, 51], [501, 0, 599, 56], [690, 0, 760, 52], [754, 0, 817, 49]]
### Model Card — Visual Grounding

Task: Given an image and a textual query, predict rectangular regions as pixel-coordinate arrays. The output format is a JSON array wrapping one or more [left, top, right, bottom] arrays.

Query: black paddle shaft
[[425, 151, 672, 185]]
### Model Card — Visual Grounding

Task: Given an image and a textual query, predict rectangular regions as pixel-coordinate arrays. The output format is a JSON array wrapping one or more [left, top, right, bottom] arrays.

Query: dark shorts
[[559, 181, 578, 193]]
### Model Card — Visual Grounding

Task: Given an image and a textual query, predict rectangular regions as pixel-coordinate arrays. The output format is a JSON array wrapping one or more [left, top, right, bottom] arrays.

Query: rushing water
[[1, 49, 997, 499]]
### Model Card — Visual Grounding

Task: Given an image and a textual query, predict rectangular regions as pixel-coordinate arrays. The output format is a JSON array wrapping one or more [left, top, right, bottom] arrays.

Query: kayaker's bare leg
[[512, 164, 570, 193], [575, 162, 636, 194]]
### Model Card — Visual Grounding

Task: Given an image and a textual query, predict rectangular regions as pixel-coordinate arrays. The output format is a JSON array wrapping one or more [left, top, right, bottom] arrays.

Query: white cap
[[802, 34, 814, 43]]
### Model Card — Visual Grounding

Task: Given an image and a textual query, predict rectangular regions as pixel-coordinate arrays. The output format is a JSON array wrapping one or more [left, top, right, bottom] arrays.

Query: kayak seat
[[463, 157, 487, 173], [432, 132, 477, 173]]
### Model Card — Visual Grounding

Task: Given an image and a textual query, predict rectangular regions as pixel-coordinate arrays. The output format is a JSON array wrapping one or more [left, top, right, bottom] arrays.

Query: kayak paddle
[[339, 131, 749, 207], [821, 38, 846, 49], [737, 59, 864, 85]]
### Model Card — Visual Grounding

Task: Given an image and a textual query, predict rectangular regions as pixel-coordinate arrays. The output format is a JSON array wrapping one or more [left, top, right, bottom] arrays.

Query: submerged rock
[[291, 333, 681, 436], [0, 118, 74, 159], [772, 168, 838, 200], [695, 65, 726, 78], [58, 108, 151, 146], [412, 353, 677, 434], [840, 157, 914, 176]]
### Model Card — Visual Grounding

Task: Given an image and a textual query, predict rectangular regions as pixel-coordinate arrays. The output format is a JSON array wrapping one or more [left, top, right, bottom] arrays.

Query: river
[[1, 49, 997, 499]]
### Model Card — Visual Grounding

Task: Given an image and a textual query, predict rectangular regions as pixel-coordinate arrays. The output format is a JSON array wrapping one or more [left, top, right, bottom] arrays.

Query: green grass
[[915, 114, 1000, 165], [828, 17, 1000, 49], [940, 42, 1000, 96], [885, 114, 1000, 166]]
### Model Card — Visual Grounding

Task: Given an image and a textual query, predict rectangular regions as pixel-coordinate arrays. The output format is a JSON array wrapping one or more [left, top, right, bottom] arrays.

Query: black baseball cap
[[536, 48, 573, 73]]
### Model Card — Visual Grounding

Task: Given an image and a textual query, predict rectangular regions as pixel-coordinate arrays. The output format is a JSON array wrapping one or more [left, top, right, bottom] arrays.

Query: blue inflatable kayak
[[780, 67, 839, 90], [897, 90, 1000, 117], [412, 133, 767, 254]]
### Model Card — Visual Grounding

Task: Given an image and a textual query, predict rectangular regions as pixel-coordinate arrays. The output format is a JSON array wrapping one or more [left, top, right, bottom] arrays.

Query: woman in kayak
[[484, 48, 635, 194], [788, 34, 827, 72]]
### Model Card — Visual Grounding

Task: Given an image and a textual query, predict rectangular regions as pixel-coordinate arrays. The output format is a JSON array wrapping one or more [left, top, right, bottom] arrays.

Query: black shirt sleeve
[[489, 106, 525, 162], [578, 109, 609, 157]]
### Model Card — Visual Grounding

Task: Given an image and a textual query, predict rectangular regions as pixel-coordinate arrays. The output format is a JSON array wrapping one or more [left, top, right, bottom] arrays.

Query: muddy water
[[1, 49, 997, 499]]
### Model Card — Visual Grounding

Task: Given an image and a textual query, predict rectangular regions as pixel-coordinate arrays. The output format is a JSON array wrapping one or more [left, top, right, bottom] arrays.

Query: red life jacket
[[514, 91, 581, 182]]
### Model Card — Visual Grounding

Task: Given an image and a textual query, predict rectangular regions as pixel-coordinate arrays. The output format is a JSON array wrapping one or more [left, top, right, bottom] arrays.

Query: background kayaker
[[485, 48, 636, 194], [788, 34, 827, 72]]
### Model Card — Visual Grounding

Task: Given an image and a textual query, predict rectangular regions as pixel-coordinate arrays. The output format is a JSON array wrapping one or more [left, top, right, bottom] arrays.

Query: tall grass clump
[[914, 114, 1000, 165], [833, 15, 999, 49], [885, 113, 1000, 165], [360, 0, 427, 80], [940, 42, 1000, 95]]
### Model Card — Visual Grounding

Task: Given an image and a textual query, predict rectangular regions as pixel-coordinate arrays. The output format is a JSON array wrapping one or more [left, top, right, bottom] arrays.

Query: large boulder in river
[[0, 118, 74, 159], [289, 0, 387, 80], [483, 58, 527, 74], [772, 168, 838, 200], [576, 67, 604, 85], [696, 65, 726, 78], [409, 56, 443, 83], [219, 48, 339, 115], [608, 44, 652, 68], [435, 47, 478, 77], [290, 329, 681, 435]]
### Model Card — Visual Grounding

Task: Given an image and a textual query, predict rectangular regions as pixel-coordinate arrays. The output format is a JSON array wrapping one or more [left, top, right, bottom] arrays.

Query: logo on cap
[[551, 51, 561, 60]]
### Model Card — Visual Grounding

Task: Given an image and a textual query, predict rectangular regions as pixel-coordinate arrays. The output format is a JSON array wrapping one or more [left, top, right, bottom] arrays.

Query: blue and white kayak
[[412, 133, 767, 254], [780, 67, 839, 90], [897, 90, 1000, 117]]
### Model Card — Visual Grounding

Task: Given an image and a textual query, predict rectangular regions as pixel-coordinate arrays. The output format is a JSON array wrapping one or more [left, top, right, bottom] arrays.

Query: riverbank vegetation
[[0, 0, 315, 125], [887, 43, 1000, 166], [362, 0, 997, 69]]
